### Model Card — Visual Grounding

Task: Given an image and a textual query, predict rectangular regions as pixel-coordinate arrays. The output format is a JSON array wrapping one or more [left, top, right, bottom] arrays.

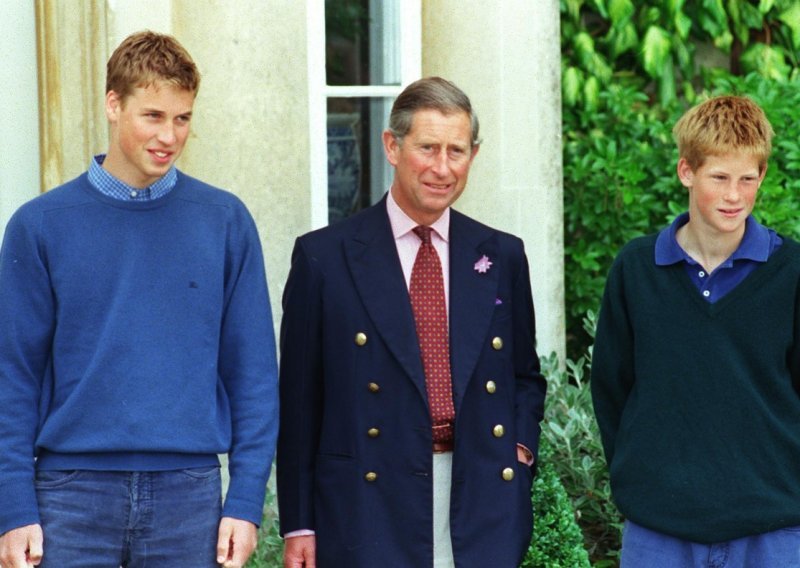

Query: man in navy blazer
[[277, 77, 547, 568]]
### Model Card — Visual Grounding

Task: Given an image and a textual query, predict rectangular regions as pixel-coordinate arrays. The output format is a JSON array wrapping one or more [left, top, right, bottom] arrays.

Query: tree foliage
[[561, 0, 800, 354]]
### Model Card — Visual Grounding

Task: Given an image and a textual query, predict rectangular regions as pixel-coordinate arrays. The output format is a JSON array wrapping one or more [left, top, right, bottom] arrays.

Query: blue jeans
[[621, 520, 800, 568], [35, 468, 222, 568]]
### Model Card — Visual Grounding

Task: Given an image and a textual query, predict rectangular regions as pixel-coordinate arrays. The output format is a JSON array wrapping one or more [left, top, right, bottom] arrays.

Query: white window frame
[[306, 0, 421, 229]]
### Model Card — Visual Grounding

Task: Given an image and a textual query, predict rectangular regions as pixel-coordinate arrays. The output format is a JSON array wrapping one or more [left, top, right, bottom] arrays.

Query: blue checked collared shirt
[[655, 212, 782, 303], [88, 154, 177, 201]]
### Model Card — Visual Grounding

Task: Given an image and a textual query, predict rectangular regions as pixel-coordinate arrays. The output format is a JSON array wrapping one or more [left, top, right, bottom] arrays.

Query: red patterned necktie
[[409, 225, 455, 444]]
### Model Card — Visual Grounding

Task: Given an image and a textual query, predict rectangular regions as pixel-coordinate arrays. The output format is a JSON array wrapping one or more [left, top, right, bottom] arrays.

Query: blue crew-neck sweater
[[0, 172, 278, 534], [592, 233, 800, 543]]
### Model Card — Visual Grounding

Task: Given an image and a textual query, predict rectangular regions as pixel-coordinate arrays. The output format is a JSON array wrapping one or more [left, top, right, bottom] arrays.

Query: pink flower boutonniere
[[474, 255, 493, 274]]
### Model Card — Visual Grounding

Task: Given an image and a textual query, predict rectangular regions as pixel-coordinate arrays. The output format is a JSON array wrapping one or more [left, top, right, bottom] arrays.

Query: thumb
[[216, 522, 233, 564], [28, 526, 44, 566]]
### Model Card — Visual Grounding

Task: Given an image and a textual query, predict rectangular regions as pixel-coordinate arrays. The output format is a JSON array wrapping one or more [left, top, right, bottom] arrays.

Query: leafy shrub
[[561, 0, 800, 108], [522, 437, 591, 568], [540, 312, 623, 566], [563, 84, 684, 353]]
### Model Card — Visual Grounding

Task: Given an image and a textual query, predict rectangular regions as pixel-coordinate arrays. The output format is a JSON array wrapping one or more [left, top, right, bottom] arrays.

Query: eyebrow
[[141, 108, 193, 117]]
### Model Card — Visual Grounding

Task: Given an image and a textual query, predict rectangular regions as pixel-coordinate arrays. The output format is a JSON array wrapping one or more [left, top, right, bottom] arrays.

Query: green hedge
[[522, 437, 591, 567]]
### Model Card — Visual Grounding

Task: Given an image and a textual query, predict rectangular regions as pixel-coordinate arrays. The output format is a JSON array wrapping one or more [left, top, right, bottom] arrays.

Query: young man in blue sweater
[[592, 95, 800, 566], [0, 31, 278, 568]]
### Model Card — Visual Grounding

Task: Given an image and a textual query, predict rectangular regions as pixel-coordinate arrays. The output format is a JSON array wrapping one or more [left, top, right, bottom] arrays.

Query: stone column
[[0, 2, 40, 243], [171, 0, 312, 312], [422, 0, 564, 359], [35, 0, 108, 190]]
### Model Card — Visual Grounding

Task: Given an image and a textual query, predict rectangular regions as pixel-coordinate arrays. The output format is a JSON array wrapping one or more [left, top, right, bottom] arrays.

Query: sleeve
[[217, 203, 279, 526], [789, 263, 800, 395], [0, 208, 55, 534], [590, 253, 636, 467], [276, 238, 324, 535], [511, 242, 548, 467]]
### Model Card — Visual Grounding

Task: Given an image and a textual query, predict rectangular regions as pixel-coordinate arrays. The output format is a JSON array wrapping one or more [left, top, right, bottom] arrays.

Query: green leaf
[[641, 26, 672, 77], [741, 1, 765, 29], [563, 66, 583, 107], [758, 0, 775, 13], [590, 0, 609, 19], [563, 0, 585, 22], [583, 75, 601, 111], [712, 30, 734, 51], [698, 0, 728, 38], [608, 22, 639, 58], [740, 44, 792, 79], [727, 0, 743, 30], [608, 0, 634, 26], [667, 0, 687, 17], [726, 0, 754, 45], [778, 3, 800, 50], [573, 32, 596, 67], [674, 11, 693, 40], [658, 56, 677, 103]]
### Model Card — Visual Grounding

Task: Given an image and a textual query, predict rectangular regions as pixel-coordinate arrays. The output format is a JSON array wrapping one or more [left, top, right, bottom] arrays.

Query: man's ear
[[468, 142, 480, 164], [105, 90, 122, 123], [676, 158, 694, 189], [382, 129, 400, 167]]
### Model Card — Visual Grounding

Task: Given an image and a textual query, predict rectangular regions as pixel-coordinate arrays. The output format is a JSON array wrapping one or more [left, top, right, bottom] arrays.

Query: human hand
[[0, 524, 43, 568], [283, 534, 316, 568], [517, 445, 534, 465], [216, 517, 258, 568]]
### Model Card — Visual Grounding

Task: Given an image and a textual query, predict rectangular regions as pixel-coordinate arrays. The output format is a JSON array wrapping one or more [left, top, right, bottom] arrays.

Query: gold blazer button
[[367, 428, 380, 438], [485, 380, 497, 394], [365, 471, 377, 482], [368, 382, 380, 393], [355, 332, 368, 346], [491, 337, 503, 350], [501, 467, 514, 481], [492, 424, 505, 438]]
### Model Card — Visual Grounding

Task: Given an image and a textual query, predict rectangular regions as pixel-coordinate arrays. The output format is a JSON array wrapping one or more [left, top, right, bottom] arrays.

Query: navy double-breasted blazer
[[277, 197, 546, 567]]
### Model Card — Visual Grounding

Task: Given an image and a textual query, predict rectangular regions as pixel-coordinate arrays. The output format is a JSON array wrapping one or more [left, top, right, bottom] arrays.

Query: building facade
[[1, 0, 564, 357]]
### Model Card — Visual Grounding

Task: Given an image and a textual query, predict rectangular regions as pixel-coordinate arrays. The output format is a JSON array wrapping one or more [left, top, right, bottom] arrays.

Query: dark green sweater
[[592, 234, 800, 543]]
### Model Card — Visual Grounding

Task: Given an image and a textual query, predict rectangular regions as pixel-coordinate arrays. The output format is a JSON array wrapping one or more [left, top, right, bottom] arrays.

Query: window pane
[[325, 0, 401, 86], [327, 97, 394, 223]]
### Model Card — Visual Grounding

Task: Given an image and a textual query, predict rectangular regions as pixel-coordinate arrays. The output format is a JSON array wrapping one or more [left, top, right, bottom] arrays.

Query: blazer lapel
[[343, 200, 428, 400], [448, 211, 500, 412]]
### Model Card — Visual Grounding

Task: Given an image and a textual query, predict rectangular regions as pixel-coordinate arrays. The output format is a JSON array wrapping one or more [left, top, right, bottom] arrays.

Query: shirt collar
[[655, 212, 771, 266], [88, 154, 177, 200], [386, 188, 450, 242]]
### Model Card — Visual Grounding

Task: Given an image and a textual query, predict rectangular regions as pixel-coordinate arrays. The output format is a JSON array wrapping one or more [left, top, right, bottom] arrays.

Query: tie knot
[[413, 225, 433, 245]]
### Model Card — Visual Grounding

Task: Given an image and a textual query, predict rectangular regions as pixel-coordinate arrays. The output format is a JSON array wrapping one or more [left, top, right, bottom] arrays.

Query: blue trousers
[[35, 468, 222, 568], [621, 520, 800, 568]]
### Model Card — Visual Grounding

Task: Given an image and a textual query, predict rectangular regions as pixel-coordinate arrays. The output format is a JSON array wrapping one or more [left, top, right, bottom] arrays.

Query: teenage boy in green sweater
[[592, 95, 800, 566]]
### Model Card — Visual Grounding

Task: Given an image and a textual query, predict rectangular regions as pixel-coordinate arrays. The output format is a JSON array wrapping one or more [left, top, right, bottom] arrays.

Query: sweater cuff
[[0, 479, 40, 536], [221, 489, 266, 527]]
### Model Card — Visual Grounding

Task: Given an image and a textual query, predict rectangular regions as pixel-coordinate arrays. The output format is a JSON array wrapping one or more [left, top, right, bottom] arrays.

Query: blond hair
[[106, 31, 200, 103], [673, 95, 773, 172]]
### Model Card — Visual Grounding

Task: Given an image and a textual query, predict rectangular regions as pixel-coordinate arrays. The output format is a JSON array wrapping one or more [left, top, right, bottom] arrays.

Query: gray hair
[[388, 76, 481, 146]]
